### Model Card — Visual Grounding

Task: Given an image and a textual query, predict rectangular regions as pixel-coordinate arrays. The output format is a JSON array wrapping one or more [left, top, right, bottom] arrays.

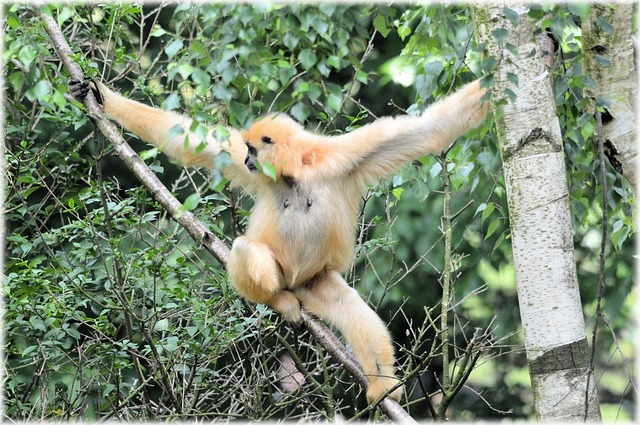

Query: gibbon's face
[[240, 114, 304, 175]]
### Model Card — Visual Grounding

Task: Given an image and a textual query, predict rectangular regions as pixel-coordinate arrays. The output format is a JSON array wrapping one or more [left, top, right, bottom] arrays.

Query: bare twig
[[437, 153, 453, 405], [585, 107, 608, 420]]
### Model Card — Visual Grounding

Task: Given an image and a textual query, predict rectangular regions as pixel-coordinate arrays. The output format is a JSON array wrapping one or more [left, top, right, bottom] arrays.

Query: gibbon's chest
[[272, 175, 331, 241], [246, 176, 360, 283]]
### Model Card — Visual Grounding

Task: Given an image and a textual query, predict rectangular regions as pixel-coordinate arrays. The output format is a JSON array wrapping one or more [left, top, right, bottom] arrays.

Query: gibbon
[[69, 77, 489, 403]]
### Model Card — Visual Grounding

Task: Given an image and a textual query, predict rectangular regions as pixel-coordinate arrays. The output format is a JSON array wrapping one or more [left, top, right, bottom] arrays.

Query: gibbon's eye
[[245, 142, 257, 156], [261, 136, 273, 145]]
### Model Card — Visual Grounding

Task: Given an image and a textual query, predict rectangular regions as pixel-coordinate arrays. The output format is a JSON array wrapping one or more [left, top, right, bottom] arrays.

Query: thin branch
[[36, 5, 415, 422], [437, 153, 453, 406], [585, 107, 608, 420]]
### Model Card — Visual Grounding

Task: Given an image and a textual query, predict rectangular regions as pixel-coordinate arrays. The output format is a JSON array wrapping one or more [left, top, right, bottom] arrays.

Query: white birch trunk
[[583, 4, 637, 191], [473, 5, 601, 421]]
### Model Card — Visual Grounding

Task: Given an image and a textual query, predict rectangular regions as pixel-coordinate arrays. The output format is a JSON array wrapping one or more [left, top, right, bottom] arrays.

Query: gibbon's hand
[[68, 78, 104, 104]]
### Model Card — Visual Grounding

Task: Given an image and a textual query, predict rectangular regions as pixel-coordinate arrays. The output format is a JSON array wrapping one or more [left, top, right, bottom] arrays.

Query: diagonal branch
[[36, 5, 415, 423]]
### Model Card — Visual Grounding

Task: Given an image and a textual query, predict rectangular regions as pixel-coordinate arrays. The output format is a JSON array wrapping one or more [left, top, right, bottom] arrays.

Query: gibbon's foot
[[366, 376, 403, 404], [68, 78, 103, 104], [271, 290, 303, 327]]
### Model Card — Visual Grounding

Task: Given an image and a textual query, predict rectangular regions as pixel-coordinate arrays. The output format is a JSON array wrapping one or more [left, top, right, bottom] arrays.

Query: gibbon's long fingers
[[418, 79, 490, 150], [95, 82, 221, 169], [294, 271, 403, 402]]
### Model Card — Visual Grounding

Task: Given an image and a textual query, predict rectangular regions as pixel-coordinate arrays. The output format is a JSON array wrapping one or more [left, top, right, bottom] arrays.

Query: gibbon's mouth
[[244, 153, 258, 172]]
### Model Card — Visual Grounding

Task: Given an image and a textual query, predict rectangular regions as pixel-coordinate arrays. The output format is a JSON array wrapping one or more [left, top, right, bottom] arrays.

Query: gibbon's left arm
[[321, 80, 489, 184], [69, 80, 258, 190]]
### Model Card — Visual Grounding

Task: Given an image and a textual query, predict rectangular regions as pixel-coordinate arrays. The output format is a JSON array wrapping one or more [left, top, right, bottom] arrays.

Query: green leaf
[[298, 49, 317, 70], [191, 68, 210, 86], [65, 327, 81, 340], [326, 93, 342, 113], [18, 45, 37, 68], [612, 221, 630, 250], [373, 14, 391, 38], [595, 54, 612, 68], [8, 72, 25, 93], [162, 336, 179, 352], [262, 162, 277, 181], [567, 4, 590, 20], [180, 193, 200, 212], [165, 39, 184, 59], [491, 28, 509, 45], [398, 22, 412, 40], [481, 202, 495, 223], [290, 102, 309, 122], [174, 63, 195, 80], [162, 93, 181, 111], [493, 230, 508, 253], [21, 345, 38, 357], [581, 121, 595, 140], [138, 148, 160, 161], [506, 72, 519, 87], [154, 318, 170, 332], [596, 15, 614, 35], [481, 56, 498, 74], [150, 25, 167, 37], [612, 219, 624, 233], [485, 219, 500, 240], [355, 70, 369, 84], [56, 5, 75, 26], [307, 83, 322, 103], [504, 87, 517, 103], [6, 15, 19, 30], [31, 80, 51, 101], [392, 187, 404, 200], [327, 55, 341, 69], [283, 33, 298, 50], [502, 8, 520, 25]]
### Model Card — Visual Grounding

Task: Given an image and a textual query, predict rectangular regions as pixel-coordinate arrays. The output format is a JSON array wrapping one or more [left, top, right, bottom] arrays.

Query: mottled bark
[[583, 3, 637, 191], [473, 4, 601, 421]]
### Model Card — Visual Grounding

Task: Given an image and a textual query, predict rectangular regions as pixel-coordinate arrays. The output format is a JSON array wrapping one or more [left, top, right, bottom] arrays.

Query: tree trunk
[[473, 5, 602, 421], [582, 3, 637, 192]]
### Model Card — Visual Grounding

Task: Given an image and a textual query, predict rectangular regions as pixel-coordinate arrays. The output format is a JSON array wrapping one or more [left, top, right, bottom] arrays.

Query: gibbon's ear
[[302, 150, 325, 167]]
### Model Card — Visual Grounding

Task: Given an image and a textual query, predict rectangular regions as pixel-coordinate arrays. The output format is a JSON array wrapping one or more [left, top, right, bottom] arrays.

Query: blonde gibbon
[[69, 77, 489, 403]]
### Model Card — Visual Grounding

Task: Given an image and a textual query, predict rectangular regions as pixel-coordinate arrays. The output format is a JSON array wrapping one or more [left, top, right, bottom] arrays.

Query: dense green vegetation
[[4, 3, 635, 421]]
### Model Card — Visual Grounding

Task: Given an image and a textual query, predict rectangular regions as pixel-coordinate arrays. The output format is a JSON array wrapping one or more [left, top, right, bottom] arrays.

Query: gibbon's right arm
[[69, 80, 255, 189], [318, 80, 490, 184]]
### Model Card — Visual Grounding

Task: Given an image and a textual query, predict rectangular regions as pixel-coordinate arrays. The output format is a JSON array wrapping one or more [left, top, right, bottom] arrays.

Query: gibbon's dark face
[[242, 136, 275, 172], [244, 142, 258, 172]]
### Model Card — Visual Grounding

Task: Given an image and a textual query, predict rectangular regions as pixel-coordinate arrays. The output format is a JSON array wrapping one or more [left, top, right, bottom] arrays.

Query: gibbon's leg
[[294, 271, 403, 403], [228, 236, 302, 324]]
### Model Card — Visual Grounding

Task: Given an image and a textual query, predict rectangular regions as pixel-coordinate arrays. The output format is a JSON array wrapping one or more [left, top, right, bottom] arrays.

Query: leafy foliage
[[4, 3, 635, 421]]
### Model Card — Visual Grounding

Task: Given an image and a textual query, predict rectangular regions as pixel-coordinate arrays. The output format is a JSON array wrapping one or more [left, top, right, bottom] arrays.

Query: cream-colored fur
[[78, 79, 489, 403]]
